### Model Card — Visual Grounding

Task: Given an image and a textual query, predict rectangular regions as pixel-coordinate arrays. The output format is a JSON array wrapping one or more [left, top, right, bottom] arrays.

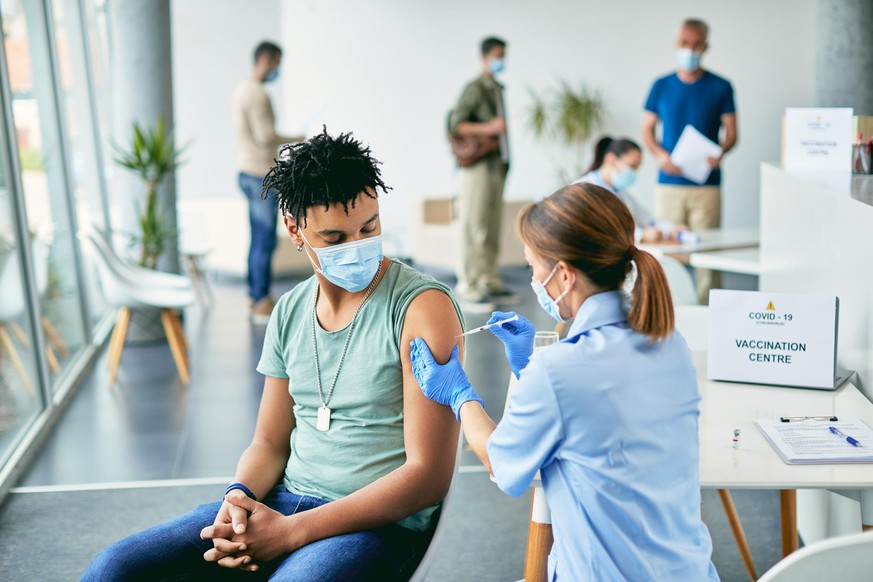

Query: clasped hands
[[200, 491, 300, 572], [411, 311, 536, 418]]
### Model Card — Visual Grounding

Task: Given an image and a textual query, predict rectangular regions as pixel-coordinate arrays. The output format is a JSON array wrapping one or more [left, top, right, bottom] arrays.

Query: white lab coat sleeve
[[487, 357, 565, 497]]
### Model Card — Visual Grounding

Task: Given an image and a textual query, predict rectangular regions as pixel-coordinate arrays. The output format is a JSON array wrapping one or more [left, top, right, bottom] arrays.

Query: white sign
[[784, 107, 853, 173], [707, 290, 839, 389]]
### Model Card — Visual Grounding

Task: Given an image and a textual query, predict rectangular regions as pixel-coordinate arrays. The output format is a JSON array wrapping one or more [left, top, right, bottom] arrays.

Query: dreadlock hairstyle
[[261, 127, 391, 226]]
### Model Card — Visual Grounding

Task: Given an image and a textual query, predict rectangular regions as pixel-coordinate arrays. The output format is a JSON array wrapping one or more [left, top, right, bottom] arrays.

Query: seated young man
[[82, 129, 463, 581]]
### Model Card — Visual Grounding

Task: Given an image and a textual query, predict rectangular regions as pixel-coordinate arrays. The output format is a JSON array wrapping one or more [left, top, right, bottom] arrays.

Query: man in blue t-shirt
[[642, 18, 737, 304]]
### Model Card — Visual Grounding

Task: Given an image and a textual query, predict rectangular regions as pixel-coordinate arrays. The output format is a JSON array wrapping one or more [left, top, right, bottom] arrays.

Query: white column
[[109, 0, 178, 272]]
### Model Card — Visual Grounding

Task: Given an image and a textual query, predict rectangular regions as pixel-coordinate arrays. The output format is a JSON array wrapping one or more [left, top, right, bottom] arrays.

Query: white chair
[[657, 254, 699, 306], [757, 530, 873, 581], [79, 230, 196, 384]]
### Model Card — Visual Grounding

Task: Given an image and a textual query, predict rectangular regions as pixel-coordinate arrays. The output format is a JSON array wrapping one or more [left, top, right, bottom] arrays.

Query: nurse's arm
[[458, 401, 497, 474]]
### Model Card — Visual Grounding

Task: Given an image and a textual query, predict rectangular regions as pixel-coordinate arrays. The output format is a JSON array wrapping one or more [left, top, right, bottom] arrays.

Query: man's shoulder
[[234, 78, 267, 101], [650, 71, 678, 88], [702, 70, 733, 90]]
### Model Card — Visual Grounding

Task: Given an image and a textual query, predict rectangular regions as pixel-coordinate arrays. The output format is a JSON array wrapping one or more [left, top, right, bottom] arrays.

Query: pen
[[455, 315, 519, 338], [829, 426, 862, 447]]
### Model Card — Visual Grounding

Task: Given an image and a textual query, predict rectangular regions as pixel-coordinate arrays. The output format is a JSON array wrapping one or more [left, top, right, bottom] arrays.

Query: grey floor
[[3, 264, 783, 580]]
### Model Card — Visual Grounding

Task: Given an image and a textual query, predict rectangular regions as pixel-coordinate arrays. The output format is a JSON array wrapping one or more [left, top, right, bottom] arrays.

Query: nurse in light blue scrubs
[[411, 183, 719, 581]]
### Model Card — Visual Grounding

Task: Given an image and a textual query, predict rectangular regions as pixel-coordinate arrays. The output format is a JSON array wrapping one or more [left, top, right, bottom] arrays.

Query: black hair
[[587, 136, 642, 173], [253, 41, 282, 64], [480, 36, 507, 56], [262, 127, 391, 227]]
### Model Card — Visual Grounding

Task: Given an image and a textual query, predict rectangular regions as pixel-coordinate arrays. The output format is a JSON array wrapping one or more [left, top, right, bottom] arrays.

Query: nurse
[[574, 136, 686, 243], [411, 183, 719, 581]]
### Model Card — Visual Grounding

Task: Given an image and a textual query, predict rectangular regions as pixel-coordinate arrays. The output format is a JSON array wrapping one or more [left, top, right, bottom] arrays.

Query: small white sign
[[708, 290, 839, 389], [784, 107, 853, 173]]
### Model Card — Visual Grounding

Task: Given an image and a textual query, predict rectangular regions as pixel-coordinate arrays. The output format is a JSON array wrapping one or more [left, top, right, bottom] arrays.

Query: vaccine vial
[[731, 429, 741, 449]]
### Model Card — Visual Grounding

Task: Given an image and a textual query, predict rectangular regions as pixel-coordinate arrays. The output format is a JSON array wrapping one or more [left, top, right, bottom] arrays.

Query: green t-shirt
[[257, 259, 463, 531]]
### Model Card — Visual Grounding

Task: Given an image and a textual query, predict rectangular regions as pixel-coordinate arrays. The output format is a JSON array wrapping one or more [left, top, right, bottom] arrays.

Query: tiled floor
[[11, 264, 780, 580]]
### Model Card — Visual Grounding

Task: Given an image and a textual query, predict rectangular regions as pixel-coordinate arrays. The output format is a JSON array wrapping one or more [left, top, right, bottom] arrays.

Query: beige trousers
[[655, 184, 722, 305], [457, 158, 508, 296]]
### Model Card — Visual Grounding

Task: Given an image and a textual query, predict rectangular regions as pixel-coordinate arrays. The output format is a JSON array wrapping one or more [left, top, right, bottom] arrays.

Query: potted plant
[[527, 81, 605, 185], [113, 117, 185, 269]]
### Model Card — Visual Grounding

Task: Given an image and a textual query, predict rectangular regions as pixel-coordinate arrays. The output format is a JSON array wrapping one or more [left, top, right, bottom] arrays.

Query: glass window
[[50, 0, 110, 327], [0, 115, 42, 469], [2, 0, 87, 390]]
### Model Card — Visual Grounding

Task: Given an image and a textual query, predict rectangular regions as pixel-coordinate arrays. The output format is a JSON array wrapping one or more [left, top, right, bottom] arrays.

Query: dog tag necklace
[[311, 259, 383, 432]]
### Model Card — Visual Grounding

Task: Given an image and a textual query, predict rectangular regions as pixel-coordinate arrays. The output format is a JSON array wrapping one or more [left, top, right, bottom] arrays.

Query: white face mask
[[299, 231, 383, 292], [530, 264, 570, 322]]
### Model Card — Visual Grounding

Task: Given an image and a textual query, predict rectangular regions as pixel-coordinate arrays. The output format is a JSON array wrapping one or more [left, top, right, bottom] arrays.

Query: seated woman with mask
[[574, 136, 687, 243], [82, 129, 464, 581]]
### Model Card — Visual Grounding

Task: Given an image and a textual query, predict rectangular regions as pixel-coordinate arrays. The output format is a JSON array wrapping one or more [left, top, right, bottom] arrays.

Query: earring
[[296, 245, 304, 252]]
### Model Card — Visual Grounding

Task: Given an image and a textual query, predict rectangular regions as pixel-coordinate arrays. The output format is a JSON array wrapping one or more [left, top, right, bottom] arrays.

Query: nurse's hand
[[487, 311, 535, 378], [411, 338, 484, 421]]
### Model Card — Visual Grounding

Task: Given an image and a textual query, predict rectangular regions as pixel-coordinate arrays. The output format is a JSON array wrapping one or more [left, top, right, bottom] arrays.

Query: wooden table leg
[[524, 486, 553, 582], [717, 489, 757, 581], [780, 489, 798, 557]]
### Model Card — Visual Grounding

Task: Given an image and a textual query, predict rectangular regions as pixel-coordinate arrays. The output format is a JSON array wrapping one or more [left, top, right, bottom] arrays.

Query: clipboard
[[755, 417, 873, 464]]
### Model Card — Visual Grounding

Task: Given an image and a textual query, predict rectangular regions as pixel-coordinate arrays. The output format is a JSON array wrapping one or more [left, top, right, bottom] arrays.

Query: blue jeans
[[239, 173, 278, 302], [81, 485, 431, 581]]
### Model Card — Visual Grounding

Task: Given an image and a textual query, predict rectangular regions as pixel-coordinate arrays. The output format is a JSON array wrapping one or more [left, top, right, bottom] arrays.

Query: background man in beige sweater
[[232, 40, 302, 323]]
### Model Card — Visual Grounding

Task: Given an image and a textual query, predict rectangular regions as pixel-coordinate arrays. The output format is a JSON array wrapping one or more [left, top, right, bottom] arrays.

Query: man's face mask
[[300, 231, 383, 293]]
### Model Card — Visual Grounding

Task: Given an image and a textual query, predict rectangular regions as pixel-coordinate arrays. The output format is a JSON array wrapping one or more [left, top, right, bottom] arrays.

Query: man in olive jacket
[[448, 37, 518, 309]]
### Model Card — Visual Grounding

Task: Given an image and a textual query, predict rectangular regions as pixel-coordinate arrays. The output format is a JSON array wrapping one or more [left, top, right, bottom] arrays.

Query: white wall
[[173, 0, 817, 257], [171, 0, 284, 203]]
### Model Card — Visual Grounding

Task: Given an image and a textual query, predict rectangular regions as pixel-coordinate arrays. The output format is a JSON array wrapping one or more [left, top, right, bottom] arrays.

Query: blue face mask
[[264, 66, 279, 83], [676, 49, 701, 72], [488, 58, 505, 75], [301, 232, 383, 292], [531, 264, 570, 322], [611, 164, 637, 191]]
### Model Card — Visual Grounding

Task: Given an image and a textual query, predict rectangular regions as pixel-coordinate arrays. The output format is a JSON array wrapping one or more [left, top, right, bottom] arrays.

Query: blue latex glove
[[410, 337, 484, 421], [488, 310, 536, 378]]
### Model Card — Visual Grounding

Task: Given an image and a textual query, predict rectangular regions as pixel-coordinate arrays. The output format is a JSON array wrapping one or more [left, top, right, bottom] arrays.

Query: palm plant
[[527, 81, 605, 183], [113, 117, 185, 269]]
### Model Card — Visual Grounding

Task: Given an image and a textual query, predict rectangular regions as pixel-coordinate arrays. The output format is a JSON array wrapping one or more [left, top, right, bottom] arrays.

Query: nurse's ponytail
[[627, 245, 674, 341], [517, 183, 674, 342], [586, 136, 643, 174]]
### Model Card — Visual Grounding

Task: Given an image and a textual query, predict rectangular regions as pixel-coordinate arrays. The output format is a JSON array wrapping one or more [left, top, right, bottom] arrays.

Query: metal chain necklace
[[311, 259, 384, 432]]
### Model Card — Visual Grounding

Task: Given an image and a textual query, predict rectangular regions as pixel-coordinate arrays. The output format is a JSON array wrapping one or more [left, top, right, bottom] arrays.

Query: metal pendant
[[317, 406, 331, 432]]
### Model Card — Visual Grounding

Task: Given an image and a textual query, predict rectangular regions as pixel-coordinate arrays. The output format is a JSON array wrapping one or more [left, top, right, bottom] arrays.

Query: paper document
[[670, 125, 723, 185], [755, 418, 873, 464]]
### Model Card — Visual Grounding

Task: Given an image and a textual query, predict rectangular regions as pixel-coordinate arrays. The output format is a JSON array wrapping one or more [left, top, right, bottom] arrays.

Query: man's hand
[[486, 116, 506, 136], [199, 491, 257, 571], [707, 154, 722, 168], [656, 150, 682, 176], [202, 495, 300, 567]]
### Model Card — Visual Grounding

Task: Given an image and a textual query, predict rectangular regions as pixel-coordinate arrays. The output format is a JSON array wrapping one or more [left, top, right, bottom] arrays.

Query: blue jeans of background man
[[239, 173, 278, 302], [81, 485, 431, 581]]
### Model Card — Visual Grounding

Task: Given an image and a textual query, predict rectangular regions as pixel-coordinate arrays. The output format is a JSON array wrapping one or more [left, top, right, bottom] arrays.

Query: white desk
[[689, 248, 762, 276], [695, 350, 873, 560], [640, 227, 759, 261], [696, 351, 873, 497]]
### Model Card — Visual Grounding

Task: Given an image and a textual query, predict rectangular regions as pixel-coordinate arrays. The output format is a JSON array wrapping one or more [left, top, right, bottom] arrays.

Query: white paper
[[670, 125, 723, 185], [755, 418, 873, 464]]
